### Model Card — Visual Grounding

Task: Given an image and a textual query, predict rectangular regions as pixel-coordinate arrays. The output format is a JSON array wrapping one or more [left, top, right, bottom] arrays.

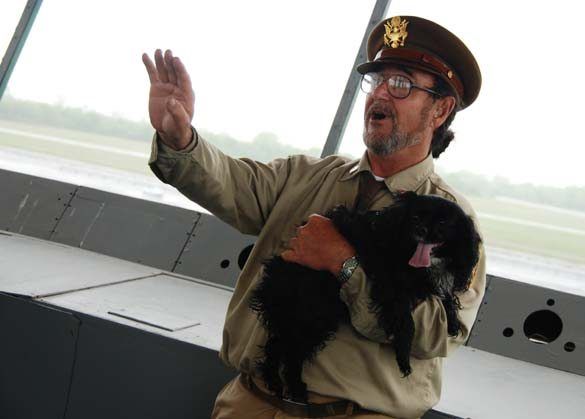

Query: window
[[338, 1, 585, 293], [0, 1, 28, 57], [0, 0, 374, 210]]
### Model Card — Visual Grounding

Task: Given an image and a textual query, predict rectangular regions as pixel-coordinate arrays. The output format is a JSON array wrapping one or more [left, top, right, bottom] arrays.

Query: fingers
[[303, 214, 330, 229], [165, 49, 178, 85], [154, 49, 169, 83], [147, 49, 190, 92], [172, 56, 193, 90], [288, 237, 298, 249], [281, 249, 295, 262], [307, 214, 328, 222], [142, 53, 159, 83]]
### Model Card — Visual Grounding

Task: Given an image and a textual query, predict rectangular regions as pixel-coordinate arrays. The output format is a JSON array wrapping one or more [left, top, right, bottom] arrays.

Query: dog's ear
[[448, 214, 482, 291], [371, 200, 410, 238]]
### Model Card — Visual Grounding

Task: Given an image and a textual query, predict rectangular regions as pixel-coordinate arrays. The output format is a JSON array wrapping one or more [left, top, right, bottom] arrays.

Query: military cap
[[357, 16, 481, 109]]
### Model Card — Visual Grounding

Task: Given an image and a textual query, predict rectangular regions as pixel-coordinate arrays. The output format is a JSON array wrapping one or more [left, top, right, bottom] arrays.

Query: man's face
[[363, 65, 437, 156]]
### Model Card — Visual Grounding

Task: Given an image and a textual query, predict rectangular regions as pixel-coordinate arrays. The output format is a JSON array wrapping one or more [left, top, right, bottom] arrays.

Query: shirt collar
[[340, 152, 435, 192]]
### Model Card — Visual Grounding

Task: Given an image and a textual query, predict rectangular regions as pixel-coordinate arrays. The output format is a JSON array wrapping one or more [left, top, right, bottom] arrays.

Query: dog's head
[[372, 192, 481, 291]]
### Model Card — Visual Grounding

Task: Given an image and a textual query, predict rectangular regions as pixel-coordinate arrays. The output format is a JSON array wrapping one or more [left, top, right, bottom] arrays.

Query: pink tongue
[[408, 242, 436, 268]]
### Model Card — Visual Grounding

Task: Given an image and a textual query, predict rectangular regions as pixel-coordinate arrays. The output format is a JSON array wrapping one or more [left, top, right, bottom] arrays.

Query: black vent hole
[[523, 310, 563, 344], [238, 244, 255, 270], [220, 259, 230, 269], [564, 342, 576, 352], [503, 327, 514, 337]]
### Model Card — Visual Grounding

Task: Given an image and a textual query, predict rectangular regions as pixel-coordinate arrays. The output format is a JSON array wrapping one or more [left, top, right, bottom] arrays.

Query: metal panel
[[51, 186, 199, 271], [0, 293, 79, 419], [40, 273, 232, 351], [437, 345, 585, 419], [0, 168, 76, 239], [468, 275, 585, 376], [175, 213, 256, 288], [0, 231, 160, 298], [63, 310, 235, 419]]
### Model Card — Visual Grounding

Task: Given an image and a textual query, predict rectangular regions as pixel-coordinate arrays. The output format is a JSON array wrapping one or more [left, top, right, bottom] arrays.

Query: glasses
[[360, 73, 442, 99]]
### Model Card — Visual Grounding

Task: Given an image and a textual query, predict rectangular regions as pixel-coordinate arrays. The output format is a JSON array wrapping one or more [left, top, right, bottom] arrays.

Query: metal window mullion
[[0, 0, 43, 99], [320, 0, 391, 158]]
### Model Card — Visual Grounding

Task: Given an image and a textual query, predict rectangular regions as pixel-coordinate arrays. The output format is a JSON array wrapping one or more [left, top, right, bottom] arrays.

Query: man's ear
[[432, 96, 456, 129]]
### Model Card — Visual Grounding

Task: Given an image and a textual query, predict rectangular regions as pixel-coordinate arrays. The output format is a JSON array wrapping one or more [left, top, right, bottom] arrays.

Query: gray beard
[[365, 130, 422, 156], [363, 103, 431, 156]]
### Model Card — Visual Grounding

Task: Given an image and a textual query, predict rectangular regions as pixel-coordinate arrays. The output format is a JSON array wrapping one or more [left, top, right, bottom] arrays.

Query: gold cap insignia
[[383, 16, 409, 49]]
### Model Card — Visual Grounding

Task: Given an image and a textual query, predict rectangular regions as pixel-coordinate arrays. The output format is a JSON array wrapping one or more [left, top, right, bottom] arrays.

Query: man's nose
[[370, 80, 392, 100]]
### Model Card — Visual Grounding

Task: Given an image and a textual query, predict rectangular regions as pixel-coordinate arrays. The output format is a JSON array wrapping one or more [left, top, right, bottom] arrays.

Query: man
[[143, 15, 486, 419]]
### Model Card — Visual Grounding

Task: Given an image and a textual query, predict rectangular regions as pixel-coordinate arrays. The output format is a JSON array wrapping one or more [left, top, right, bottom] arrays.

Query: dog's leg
[[393, 310, 414, 377], [441, 295, 462, 337], [258, 335, 285, 397], [373, 300, 414, 377], [283, 353, 308, 403]]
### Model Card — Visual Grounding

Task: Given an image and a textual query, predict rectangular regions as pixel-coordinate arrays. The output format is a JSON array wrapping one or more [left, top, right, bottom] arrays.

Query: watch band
[[338, 256, 359, 285]]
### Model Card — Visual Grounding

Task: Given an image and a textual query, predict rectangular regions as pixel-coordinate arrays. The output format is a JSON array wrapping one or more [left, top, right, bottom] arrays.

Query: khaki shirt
[[149, 131, 486, 419]]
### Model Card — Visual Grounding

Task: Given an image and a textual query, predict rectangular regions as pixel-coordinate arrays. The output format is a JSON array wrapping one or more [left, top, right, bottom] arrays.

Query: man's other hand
[[281, 214, 356, 276], [142, 49, 195, 150]]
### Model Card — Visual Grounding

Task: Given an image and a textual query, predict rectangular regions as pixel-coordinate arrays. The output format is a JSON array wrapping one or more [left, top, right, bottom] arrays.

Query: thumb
[[166, 98, 191, 127], [281, 249, 296, 263]]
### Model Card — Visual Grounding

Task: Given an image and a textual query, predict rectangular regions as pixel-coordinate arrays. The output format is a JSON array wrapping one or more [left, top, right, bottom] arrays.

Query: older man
[[144, 15, 485, 419]]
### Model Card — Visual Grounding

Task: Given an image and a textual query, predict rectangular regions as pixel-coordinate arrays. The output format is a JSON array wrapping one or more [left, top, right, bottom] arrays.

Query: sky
[[1, 0, 584, 188]]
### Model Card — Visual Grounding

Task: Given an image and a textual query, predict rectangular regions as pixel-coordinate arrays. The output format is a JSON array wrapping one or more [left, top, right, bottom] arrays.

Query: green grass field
[[0, 119, 152, 175], [1, 119, 584, 265]]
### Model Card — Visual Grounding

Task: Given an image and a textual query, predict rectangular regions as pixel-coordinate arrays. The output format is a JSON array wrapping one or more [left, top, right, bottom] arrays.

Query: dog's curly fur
[[249, 192, 481, 402]]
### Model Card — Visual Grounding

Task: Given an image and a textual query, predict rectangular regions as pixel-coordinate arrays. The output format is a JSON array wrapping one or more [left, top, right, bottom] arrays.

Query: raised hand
[[142, 49, 195, 150]]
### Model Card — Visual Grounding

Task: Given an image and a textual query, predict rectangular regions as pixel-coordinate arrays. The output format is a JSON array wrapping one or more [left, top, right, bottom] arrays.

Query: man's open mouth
[[367, 103, 394, 122]]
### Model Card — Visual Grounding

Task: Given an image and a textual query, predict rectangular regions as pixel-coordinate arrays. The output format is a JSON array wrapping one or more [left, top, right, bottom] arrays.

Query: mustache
[[366, 101, 396, 121]]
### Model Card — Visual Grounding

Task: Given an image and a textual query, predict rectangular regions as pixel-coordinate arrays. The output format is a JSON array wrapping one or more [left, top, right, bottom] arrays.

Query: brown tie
[[354, 172, 385, 212]]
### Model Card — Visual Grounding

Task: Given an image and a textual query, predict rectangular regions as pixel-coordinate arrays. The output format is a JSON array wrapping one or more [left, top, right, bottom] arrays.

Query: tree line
[[440, 171, 585, 212], [0, 95, 583, 212]]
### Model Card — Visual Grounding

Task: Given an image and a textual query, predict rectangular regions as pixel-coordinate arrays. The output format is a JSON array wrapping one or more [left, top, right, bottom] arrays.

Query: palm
[[148, 82, 192, 133], [142, 49, 195, 148]]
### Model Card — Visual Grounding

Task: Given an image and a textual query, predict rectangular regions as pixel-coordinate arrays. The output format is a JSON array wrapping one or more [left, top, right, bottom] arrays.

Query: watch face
[[339, 256, 359, 284], [344, 257, 359, 270]]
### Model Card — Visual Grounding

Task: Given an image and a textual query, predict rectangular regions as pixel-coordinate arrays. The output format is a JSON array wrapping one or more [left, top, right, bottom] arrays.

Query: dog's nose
[[415, 225, 428, 238]]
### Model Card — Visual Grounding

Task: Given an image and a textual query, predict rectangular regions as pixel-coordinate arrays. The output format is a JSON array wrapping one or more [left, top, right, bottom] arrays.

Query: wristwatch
[[338, 256, 359, 285]]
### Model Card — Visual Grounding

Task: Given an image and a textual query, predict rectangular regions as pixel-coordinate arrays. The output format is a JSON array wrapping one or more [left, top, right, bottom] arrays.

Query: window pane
[[0, 1, 28, 57], [338, 1, 585, 294], [0, 0, 374, 211]]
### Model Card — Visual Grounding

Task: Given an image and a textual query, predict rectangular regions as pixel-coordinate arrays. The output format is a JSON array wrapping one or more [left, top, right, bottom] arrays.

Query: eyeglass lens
[[361, 74, 412, 98]]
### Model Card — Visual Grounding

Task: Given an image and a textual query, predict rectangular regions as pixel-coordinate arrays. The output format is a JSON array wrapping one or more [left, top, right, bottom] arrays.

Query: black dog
[[249, 192, 481, 402]]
